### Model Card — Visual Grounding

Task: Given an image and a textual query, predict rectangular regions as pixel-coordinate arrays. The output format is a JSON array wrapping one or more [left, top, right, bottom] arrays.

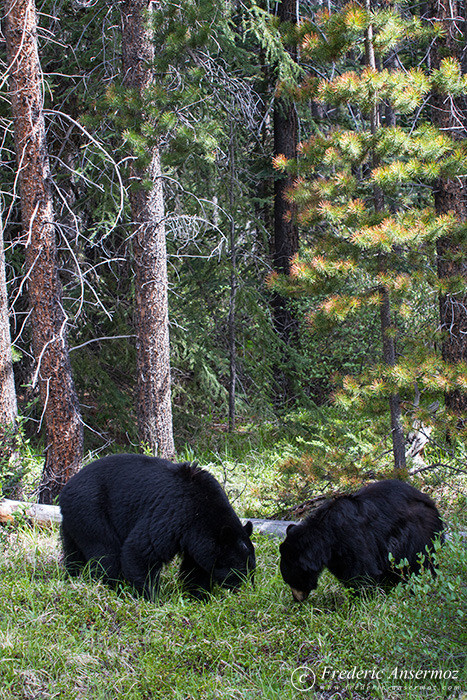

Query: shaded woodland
[[0, 0, 466, 501]]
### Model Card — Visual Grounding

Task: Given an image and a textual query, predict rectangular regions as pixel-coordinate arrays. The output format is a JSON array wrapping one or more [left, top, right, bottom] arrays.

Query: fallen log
[[0, 499, 61, 525], [241, 518, 294, 539], [0, 499, 295, 538], [1, 499, 464, 545]]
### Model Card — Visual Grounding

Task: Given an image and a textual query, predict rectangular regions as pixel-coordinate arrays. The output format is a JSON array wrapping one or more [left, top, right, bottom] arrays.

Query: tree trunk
[[272, 0, 299, 405], [429, 0, 467, 418], [273, 0, 299, 276], [228, 122, 237, 432], [379, 282, 407, 472], [366, 0, 406, 471], [0, 210, 18, 464], [4, 0, 83, 503], [121, 0, 175, 458]]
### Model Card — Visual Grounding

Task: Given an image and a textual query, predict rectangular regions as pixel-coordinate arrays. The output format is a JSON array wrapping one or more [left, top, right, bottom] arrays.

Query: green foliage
[[276, 406, 396, 499], [242, 2, 302, 83], [0, 417, 43, 500], [273, 406, 467, 518], [2, 0, 466, 459], [298, 2, 439, 65], [1, 0, 288, 449], [315, 67, 431, 114], [71, 344, 137, 449], [0, 422, 20, 497], [269, 1, 467, 431], [432, 56, 467, 95]]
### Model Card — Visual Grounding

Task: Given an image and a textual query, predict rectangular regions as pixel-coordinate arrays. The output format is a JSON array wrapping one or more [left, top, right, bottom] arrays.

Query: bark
[[379, 283, 407, 472], [272, 0, 299, 405], [121, 0, 175, 458], [366, 0, 406, 471], [228, 122, 237, 432], [0, 211, 18, 463], [429, 0, 467, 417], [4, 0, 83, 503]]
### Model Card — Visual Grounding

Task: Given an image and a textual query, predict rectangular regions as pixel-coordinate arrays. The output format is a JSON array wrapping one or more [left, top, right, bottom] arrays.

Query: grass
[[0, 523, 465, 699], [0, 409, 466, 699]]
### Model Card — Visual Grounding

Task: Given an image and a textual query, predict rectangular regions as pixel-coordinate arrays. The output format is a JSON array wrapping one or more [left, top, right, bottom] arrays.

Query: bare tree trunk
[[429, 0, 467, 419], [228, 122, 237, 432], [4, 0, 83, 503], [379, 283, 407, 472], [121, 0, 175, 458], [366, 0, 406, 472], [272, 0, 299, 405], [273, 104, 298, 279], [0, 210, 18, 463]]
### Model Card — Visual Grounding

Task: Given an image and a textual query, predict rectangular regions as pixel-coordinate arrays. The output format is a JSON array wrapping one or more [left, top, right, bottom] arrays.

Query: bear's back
[[354, 479, 440, 517], [60, 453, 235, 536], [303, 479, 441, 540], [61, 453, 180, 503]]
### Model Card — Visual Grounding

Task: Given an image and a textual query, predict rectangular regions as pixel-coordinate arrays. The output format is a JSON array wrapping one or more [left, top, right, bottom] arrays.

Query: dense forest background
[[0, 0, 466, 505]]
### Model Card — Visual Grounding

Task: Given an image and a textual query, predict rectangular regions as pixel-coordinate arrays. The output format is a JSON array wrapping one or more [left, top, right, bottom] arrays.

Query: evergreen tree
[[270, 1, 467, 468], [428, 0, 467, 420], [4, 0, 83, 501], [120, 0, 175, 458]]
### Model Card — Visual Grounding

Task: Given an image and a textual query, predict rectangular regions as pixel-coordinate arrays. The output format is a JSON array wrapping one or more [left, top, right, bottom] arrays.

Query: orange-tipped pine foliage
[[267, 1, 467, 462]]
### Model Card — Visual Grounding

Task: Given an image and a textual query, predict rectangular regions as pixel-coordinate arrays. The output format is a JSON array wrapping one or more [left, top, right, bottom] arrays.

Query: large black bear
[[279, 480, 444, 601], [59, 454, 255, 600]]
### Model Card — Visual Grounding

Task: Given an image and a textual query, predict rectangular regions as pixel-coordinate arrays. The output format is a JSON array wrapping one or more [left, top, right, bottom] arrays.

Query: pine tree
[[4, 0, 83, 502], [270, 1, 467, 469], [120, 0, 175, 458], [113, 0, 287, 423], [428, 0, 467, 420]]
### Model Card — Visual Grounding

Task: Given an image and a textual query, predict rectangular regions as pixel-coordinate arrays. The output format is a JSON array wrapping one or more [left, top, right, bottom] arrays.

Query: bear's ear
[[243, 521, 253, 537], [219, 525, 236, 545], [286, 523, 298, 536], [179, 461, 202, 480]]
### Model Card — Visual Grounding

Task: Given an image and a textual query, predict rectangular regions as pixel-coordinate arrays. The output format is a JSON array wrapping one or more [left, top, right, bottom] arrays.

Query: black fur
[[59, 453, 255, 600], [279, 480, 444, 601]]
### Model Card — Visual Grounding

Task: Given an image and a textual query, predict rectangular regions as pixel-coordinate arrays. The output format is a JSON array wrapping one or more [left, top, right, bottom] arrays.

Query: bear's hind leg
[[85, 548, 122, 587]]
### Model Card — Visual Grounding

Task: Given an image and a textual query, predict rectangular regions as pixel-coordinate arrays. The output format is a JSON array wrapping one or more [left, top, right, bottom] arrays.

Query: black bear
[[279, 480, 444, 601], [59, 453, 255, 600]]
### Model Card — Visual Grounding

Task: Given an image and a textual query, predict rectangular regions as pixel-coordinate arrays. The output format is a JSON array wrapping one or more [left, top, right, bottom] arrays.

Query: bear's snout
[[290, 587, 308, 602]]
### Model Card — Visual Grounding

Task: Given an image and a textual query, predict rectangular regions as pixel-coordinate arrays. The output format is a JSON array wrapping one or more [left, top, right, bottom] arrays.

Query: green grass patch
[[0, 524, 465, 699], [1, 409, 465, 698]]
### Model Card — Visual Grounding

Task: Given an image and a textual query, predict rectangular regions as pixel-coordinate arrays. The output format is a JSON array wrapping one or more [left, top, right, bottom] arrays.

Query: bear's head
[[279, 523, 325, 602], [212, 521, 256, 590]]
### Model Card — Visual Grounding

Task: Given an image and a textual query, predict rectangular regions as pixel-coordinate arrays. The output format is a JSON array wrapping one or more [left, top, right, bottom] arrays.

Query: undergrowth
[[0, 525, 465, 700], [0, 408, 465, 699]]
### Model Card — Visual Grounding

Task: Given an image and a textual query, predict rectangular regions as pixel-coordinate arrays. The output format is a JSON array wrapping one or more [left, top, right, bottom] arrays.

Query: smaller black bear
[[59, 454, 255, 600], [279, 480, 444, 601]]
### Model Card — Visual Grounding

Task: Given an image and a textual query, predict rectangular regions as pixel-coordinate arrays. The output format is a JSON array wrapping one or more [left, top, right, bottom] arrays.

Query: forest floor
[[0, 411, 466, 699]]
